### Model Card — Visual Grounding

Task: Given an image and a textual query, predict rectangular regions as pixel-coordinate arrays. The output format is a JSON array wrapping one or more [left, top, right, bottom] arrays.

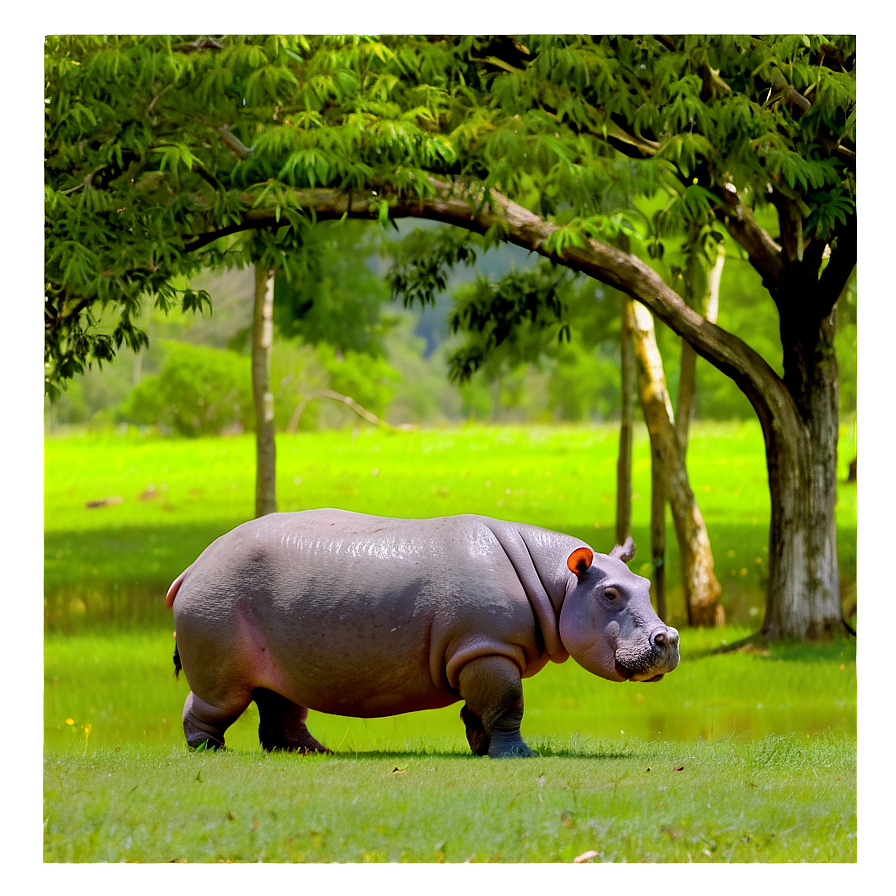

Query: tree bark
[[760, 301, 841, 639], [676, 244, 724, 456], [649, 439, 667, 621], [626, 301, 722, 626], [252, 263, 277, 518], [189, 179, 850, 638], [616, 302, 634, 548]]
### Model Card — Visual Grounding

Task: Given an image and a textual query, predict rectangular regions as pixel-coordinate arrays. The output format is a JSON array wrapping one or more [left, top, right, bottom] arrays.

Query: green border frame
[[0, 0, 896, 896]]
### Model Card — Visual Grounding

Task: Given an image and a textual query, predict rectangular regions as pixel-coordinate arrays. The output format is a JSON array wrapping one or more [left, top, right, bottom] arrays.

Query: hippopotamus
[[166, 509, 679, 758]]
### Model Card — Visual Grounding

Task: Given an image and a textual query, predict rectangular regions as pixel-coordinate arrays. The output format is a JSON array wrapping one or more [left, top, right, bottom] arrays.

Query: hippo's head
[[558, 539, 679, 683]]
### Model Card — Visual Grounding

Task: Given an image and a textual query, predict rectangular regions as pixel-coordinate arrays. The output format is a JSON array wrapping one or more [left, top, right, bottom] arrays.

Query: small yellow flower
[[65, 718, 75, 726]]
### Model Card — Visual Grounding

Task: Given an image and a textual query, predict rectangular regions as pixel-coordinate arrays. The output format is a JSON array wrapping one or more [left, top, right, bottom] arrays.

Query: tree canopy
[[45, 34, 854, 396]]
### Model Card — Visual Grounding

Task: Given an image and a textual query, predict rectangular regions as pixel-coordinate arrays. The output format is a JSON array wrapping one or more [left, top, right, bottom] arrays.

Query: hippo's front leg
[[458, 656, 536, 758]]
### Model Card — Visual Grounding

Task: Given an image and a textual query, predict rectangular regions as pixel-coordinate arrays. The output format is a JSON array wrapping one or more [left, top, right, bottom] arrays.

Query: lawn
[[42, 422, 858, 864], [45, 623, 856, 862], [44, 734, 856, 863], [44, 421, 858, 633]]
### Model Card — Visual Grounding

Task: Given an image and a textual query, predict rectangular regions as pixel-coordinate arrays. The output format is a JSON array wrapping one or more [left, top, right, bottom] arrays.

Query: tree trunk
[[616, 296, 634, 547], [649, 440, 667, 621], [676, 244, 724, 456], [627, 301, 722, 626], [252, 263, 277, 518], [760, 304, 841, 639]]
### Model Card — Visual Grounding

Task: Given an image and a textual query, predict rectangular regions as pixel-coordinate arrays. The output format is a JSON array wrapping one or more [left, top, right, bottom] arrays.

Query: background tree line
[[45, 217, 856, 435]]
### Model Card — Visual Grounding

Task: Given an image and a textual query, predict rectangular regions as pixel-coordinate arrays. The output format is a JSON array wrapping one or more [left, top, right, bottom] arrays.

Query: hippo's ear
[[609, 536, 636, 564], [567, 546, 594, 578]]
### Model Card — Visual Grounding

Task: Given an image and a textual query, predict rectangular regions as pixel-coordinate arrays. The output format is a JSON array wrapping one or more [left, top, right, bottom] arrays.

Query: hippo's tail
[[167, 569, 190, 677], [165, 567, 190, 609]]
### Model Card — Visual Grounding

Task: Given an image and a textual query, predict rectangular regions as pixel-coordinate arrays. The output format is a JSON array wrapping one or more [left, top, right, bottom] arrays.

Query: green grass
[[44, 421, 858, 632], [42, 422, 858, 863], [44, 628, 856, 755], [43, 625, 856, 862], [43, 735, 856, 863]]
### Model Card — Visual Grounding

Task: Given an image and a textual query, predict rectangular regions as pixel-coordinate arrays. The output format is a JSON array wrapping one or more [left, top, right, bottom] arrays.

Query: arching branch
[[185, 178, 793, 435]]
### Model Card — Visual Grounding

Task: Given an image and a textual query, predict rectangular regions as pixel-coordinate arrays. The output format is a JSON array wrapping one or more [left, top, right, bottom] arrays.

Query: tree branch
[[185, 178, 795, 435], [173, 37, 224, 53], [763, 67, 855, 169], [600, 119, 661, 158], [768, 190, 805, 267], [714, 182, 784, 287], [817, 213, 857, 318], [288, 389, 414, 433], [216, 125, 253, 160]]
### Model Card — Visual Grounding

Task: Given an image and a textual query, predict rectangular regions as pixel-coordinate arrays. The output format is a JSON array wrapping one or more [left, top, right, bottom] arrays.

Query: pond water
[[43, 629, 856, 754]]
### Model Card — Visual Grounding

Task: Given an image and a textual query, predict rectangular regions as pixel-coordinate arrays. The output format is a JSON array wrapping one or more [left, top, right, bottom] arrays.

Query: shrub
[[118, 341, 253, 436]]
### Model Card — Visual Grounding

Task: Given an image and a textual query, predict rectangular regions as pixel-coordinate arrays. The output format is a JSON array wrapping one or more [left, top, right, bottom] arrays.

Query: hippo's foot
[[487, 734, 538, 759], [184, 716, 227, 751], [460, 705, 491, 756], [260, 731, 332, 755], [186, 733, 226, 751], [254, 688, 332, 755], [183, 692, 237, 751]]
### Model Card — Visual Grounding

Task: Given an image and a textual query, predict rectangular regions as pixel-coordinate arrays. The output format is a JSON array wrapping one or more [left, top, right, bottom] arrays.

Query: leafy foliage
[[445, 265, 569, 381], [119, 341, 253, 437], [46, 34, 855, 398], [271, 221, 394, 357]]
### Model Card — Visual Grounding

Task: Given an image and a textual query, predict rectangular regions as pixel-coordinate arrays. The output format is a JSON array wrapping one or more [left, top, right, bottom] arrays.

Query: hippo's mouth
[[614, 659, 665, 683]]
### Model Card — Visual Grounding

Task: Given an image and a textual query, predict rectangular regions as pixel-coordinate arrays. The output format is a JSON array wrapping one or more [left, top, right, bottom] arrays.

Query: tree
[[389, 230, 723, 623], [626, 300, 722, 625], [273, 221, 395, 357], [252, 262, 277, 516], [45, 35, 855, 639]]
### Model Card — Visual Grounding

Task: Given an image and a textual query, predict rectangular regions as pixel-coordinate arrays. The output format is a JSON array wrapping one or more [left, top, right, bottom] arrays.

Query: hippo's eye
[[604, 588, 619, 602]]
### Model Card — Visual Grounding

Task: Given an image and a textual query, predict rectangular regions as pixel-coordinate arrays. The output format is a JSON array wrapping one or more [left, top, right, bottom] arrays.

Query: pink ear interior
[[567, 546, 594, 577]]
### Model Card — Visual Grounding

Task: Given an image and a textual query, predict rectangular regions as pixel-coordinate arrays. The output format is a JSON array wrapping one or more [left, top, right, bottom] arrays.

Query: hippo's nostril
[[651, 626, 678, 650]]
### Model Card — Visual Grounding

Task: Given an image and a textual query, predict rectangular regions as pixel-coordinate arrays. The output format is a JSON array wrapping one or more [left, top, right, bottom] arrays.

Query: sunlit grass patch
[[44, 421, 857, 632], [43, 733, 856, 862]]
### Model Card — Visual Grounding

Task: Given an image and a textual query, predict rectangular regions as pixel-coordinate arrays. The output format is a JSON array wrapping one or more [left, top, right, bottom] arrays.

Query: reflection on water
[[519, 704, 856, 746], [643, 707, 855, 741]]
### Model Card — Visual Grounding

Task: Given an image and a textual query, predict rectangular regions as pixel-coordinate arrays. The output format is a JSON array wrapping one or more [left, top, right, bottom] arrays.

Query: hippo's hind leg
[[253, 688, 331, 754], [460, 705, 490, 756], [182, 691, 248, 750]]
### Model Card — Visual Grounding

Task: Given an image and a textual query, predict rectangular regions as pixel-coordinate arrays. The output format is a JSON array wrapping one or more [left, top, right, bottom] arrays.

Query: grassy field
[[44, 735, 856, 863], [42, 422, 858, 864], [44, 624, 856, 862], [44, 421, 858, 632]]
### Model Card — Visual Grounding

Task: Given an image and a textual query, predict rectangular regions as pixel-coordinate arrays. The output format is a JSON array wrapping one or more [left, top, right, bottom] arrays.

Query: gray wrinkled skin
[[167, 509, 680, 758]]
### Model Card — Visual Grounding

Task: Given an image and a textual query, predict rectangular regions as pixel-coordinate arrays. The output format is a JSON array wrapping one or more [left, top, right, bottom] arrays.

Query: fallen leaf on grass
[[85, 496, 123, 508], [574, 850, 598, 863]]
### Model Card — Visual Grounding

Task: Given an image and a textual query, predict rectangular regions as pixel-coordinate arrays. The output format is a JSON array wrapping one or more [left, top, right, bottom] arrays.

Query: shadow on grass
[[332, 748, 638, 761], [45, 519, 243, 633], [705, 632, 857, 661], [186, 739, 642, 761]]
